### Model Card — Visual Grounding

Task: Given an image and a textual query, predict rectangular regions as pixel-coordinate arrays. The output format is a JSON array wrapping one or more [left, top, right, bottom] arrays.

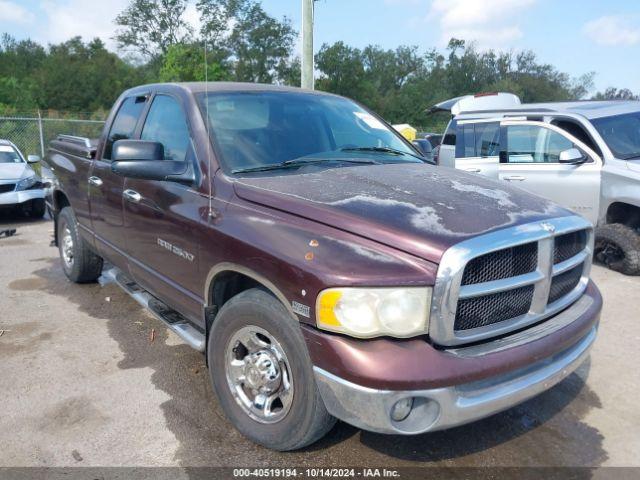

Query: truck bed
[[49, 134, 99, 160]]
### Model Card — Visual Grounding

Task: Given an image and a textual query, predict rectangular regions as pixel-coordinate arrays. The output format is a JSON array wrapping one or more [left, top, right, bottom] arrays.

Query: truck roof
[[124, 82, 333, 97]]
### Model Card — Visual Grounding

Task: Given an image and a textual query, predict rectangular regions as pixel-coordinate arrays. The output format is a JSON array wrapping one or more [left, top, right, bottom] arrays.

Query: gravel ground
[[1, 213, 639, 472]]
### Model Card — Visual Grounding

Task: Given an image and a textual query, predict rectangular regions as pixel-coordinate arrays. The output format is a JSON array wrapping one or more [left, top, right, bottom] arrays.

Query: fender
[[203, 262, 299, 320]]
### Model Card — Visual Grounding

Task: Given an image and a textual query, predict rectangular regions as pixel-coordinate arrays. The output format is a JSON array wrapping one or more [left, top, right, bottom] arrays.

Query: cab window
[[505, 125, 575, 163], [141, 95, 191, 162], [103, 95, 147, 160]]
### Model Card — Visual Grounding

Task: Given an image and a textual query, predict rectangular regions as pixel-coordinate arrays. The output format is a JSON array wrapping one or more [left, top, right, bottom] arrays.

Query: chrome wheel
[[225, 325, 293, 424], [61, 226, 74, 268]]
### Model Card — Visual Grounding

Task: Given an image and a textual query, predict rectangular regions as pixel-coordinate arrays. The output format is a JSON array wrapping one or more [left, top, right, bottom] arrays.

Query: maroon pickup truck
[[45, 82, 602, 451]]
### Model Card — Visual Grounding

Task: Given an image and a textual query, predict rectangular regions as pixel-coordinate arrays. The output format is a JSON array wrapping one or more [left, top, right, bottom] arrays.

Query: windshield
[[0, 145, 24, 164], [197, 91, 419, 173], [592, 112, 640, 159]]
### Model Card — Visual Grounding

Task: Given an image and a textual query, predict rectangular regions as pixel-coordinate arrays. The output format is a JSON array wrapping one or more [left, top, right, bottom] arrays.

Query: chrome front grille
[[554, 230, 587, 264], [455, 285, 535, 331], [461, 242, 538, 285], [548, 264, 584, 304], [430, 216, 593, 346]]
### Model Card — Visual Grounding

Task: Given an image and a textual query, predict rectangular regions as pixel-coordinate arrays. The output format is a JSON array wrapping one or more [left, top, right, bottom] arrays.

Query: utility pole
[[301, 0, 314, 90]]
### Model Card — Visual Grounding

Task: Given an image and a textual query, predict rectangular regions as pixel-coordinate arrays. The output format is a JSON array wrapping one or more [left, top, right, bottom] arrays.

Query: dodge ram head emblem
[[541, 222, 556, 233]]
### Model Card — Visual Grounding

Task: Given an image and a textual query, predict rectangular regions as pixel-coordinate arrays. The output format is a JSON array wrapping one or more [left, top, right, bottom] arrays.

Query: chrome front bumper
[[0, 189, 45, 205], [314, 326, 596, 435]]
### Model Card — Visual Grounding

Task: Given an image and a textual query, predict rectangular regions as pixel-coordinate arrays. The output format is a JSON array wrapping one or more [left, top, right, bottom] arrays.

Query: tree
[[40, 37, 142, 111], [115, 0, 193, 59], [592, 87, 639, 100], [225, 0, 297, 83], [315, 42, 372, 102], [159, 42, 229, 82]]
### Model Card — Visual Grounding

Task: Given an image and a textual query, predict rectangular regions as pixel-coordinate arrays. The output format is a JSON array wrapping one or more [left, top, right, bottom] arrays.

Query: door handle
[[123, 189, 142, 204], [464, 168, 481, 173], [504, 175, 526, 181], [88, 176, 103, 187]]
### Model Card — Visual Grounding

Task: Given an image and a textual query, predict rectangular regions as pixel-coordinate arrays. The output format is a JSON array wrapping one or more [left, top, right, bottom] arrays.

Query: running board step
[[99, 267, 205, 352]]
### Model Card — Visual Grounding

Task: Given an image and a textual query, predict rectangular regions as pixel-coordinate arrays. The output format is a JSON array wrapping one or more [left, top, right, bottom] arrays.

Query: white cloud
[[33, 0, 202, 51], [583, 15, 640, 47], [0, 0, 35, 24], [428, 0, 536, 49], [36, 0, 130, 49]]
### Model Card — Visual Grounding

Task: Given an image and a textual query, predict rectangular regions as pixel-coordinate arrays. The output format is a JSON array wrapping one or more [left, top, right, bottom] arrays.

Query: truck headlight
[[316, 287, 431, 338], [15, 175, 38, 191]]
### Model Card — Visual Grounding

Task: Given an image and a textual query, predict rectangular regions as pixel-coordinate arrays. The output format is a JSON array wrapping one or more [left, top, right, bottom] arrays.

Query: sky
[[1, 0, 639, 94]]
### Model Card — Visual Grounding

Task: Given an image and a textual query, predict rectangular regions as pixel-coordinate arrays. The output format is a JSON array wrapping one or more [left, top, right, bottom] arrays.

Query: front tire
[[594, 223, 640, 275], [57, 206, 104, 283], [208, 289, 336, 451]]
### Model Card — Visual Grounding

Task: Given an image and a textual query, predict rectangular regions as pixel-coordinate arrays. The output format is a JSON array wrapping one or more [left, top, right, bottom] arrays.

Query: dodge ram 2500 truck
[[45, 82, 602, 451]]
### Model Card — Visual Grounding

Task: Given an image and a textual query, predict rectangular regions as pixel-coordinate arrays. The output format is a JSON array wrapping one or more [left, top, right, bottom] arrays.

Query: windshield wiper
[[232, 157, 379, 174], [340, 146, 426, 162]]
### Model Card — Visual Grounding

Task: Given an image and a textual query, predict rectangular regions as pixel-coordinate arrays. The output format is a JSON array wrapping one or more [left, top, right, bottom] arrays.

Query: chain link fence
[[0, 115, 105, 161]]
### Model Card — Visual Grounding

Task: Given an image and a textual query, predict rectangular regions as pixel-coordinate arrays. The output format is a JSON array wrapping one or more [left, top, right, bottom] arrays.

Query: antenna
[[204, 37, 214, 218]]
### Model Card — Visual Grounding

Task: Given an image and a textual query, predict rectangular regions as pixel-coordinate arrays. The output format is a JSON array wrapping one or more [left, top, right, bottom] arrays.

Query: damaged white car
[[0, 139, 46, 218]]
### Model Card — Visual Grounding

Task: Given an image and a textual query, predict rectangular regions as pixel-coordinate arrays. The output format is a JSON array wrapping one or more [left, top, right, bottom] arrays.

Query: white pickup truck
[[435, 93, 640, 275]]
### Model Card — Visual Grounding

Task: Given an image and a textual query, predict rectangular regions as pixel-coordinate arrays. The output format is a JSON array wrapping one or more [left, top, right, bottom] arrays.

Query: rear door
[[122, 93, 206, 321], [453, 119, 500, 179], [89, 94, 148, 269], [498, 120, 601, 224]]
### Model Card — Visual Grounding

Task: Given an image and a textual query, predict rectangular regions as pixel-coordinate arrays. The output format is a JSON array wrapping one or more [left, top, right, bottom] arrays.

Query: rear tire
[[57, 206, 103, 283], [208, 289, 336, 451], [594, 223, 640, 275]]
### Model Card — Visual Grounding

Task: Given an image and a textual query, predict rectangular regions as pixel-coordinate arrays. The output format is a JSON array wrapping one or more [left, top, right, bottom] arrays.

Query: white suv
[[435, 93, 640, 275]]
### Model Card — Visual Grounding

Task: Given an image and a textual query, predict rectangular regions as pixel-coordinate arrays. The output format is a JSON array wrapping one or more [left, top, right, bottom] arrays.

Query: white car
[[433, 93, 640, 275], [0, 139, 46, 218]]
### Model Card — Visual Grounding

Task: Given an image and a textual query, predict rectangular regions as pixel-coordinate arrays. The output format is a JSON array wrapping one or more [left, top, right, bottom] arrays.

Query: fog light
[[390, 397, 414, 422]]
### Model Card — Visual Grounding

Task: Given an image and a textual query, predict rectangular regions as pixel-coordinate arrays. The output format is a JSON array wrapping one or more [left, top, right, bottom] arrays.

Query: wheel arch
[[605, 201, 640, 230], [52, 189, 71, 246], [203, 263, 298, 333]]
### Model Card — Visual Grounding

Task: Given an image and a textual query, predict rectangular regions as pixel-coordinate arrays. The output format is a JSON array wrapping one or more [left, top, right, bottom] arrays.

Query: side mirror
[[559, 147, 587, 164], [112, 140, 164, 162], [111, 140, 195, 184], [27, 155, 41, 163], [412, 139, 432, 157]]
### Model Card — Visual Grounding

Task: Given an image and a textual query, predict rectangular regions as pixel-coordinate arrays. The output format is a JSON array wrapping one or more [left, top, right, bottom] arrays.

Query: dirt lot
[[1, 213, 639, 471]]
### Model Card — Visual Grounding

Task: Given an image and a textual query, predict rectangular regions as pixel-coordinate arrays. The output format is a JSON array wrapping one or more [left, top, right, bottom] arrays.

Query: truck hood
[[234, 164, 570, 263], [0, 163, 32, 181]]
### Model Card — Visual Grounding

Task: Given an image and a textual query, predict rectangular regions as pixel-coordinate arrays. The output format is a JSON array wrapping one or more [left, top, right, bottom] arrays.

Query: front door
[[498, 120, 601, 224], [122, 93, 207, 322], [454, 120, 500, 179], [89, 94, 148, 269]]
